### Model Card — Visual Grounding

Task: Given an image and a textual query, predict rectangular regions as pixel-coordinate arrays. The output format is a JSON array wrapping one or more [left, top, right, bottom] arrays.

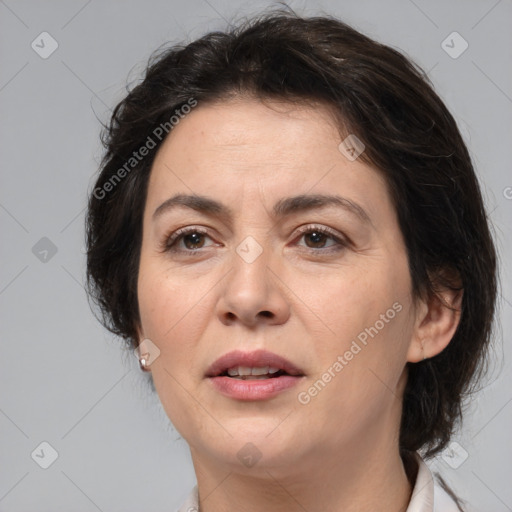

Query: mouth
[[217, 367, 294, 380], [205, 349, 305, 400], [205, 349, 305, 379]]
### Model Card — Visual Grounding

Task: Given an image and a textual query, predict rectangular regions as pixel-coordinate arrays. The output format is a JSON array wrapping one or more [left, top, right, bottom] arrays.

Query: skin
[[136, 96, 461, 512]]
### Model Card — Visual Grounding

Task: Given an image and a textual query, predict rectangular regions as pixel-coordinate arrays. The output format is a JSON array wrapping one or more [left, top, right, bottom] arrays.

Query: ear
[[407, 281, 463, 363]]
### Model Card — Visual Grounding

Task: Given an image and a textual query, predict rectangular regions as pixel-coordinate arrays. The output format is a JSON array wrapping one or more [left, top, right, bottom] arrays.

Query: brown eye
[[160, 227, 213, 254], [181, 232, 206, 250], [303, 230, 331, 249], [295, 225, 347, 253]]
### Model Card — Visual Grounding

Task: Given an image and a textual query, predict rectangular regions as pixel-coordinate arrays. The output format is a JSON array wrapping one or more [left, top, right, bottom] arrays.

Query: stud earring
[[139, 353, 152, 372]]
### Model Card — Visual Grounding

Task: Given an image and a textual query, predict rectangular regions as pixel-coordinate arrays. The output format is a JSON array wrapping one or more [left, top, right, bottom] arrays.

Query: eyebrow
[[152, 193, 372, 225]]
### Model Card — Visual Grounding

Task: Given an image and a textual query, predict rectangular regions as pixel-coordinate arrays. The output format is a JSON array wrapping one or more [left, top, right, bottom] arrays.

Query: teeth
[[251, 366, 269, 375], [231, 375, 271, 380], [225, 366, 280, 377]]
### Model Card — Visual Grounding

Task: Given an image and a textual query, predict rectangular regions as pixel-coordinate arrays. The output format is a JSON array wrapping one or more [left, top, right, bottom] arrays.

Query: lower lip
[[208, 375, 304, 400]]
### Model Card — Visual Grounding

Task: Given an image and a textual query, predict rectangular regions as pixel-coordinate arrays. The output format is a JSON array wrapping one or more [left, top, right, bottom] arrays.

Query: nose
[[216, 244, 291, 328]]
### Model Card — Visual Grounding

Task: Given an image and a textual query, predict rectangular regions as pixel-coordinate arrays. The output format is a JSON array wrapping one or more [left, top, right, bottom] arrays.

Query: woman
[[85, 9, 497, 511]]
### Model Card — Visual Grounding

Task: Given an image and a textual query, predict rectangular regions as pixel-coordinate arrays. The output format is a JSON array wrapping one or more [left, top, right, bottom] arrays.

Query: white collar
[[177, 453, 460, 512], [408, 453, 461, 511], [407, 453, 436, 511]]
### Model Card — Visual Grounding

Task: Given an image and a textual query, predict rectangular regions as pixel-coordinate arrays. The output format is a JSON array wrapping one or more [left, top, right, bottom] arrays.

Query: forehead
[[152, 97, 343, 170], [146, 97, 390, 221]]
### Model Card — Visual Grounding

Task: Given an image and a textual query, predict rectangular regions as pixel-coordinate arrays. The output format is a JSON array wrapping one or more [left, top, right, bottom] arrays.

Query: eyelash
[[159, 224, 349, 255]]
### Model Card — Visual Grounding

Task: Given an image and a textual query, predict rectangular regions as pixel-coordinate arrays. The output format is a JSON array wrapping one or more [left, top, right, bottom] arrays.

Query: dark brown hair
[[85, 8, 497, 465]]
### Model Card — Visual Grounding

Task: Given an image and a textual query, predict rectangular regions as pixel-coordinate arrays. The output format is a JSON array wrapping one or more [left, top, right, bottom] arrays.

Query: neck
[[190, 437, 413, 512]]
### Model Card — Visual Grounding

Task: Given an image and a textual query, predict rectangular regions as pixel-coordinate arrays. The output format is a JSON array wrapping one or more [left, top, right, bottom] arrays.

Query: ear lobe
[[407, 286, 463, 363]]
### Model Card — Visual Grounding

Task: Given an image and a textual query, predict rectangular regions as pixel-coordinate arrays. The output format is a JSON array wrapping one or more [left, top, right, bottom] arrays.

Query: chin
[[200, 421, 307, 472]]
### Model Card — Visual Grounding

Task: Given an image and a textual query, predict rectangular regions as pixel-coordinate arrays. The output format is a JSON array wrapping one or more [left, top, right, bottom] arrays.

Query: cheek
[[137, 258, 205, 366], [137, 264, 212, 436], [317, 265, 405, 335], [307, 252, 413, 382], [296, 300, 413, 443], [138, 247, 196, 317]]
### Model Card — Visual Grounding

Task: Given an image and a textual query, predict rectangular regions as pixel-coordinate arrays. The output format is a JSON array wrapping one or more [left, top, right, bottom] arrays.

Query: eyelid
[[293, 223, 345, 241]]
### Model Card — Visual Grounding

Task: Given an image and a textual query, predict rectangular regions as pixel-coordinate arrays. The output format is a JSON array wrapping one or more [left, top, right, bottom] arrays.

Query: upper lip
[[205, 349, 305, 377]]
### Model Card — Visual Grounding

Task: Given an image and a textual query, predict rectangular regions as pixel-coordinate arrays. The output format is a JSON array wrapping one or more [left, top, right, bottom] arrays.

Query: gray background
[[1, 0, 511, 510]]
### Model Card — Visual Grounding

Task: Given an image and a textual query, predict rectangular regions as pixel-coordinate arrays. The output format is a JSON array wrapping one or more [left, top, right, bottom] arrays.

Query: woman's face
[[137, 97, 420, 475]]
